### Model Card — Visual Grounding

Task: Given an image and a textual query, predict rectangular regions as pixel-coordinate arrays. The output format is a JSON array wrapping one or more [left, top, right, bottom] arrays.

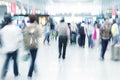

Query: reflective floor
[[0, 38, 120, 80]]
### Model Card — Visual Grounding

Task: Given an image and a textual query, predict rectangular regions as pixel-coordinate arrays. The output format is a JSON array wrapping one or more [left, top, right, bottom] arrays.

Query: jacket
[[23, 23, 41, 50], [100, 25, 112, 40], [0, 24, 23, 53]]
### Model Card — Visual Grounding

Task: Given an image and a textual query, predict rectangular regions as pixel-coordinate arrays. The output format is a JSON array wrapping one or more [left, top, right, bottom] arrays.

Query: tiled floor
[[0, 39, 120, 80]]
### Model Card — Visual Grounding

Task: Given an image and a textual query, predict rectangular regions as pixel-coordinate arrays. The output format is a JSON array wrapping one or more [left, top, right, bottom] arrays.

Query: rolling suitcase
[[111, 44, 120, 61]]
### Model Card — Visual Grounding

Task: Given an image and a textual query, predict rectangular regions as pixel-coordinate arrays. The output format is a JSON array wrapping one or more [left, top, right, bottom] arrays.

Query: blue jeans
[[1, 50, 19, 78], [112, 35, 119, 45]]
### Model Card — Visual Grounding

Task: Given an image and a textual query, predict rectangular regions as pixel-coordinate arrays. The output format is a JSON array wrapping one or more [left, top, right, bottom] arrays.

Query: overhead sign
[[112, 8, 116, 16], [11, 1, 16, 14], [32, 8, 36, 14]]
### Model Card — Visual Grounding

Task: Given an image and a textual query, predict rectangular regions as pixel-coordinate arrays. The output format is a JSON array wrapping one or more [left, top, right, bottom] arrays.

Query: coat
[[23, 23, 41, 50]]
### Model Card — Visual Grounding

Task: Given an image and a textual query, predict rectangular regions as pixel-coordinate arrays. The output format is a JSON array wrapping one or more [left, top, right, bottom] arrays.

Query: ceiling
[[4, 0, 120, 14], [51, 0, 94, 2]]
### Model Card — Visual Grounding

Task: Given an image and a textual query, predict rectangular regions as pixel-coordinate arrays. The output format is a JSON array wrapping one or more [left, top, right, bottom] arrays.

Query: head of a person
[[29, 14, 37, 23], [113, 19, 116, 24], [104, 18, 109, 26], [4, 13, 12, 24], [60, 18, 65, 23], [45, 22, 50, 26]]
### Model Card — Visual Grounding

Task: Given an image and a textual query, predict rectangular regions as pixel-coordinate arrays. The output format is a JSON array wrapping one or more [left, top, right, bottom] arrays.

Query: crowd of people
[[0, 13, 120, 80]]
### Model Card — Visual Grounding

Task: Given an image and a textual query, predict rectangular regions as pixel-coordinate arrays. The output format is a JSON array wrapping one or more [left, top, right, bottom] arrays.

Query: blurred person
[[78, 21, 87, 48], [43, 22, 51, 45], [16, 20, 26, 29], [49, 17, 55, 40], [22, 14, 41, 80], [93, 21, 101, 47], [54, 22, 59, 41], [1, 12, 11, 28], [57, 18, 70, 60], [111, 19, 119, 45], [21, 20, 26, 29], [70, 22, 77, 44], [87, 21, 94, 48], [100, 18, 112, 61], [0, 13, 23, 79]]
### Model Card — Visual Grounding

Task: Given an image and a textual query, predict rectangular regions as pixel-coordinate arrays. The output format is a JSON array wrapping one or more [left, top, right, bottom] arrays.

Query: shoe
[[48, 42, 50, 45], [58, 55, 61, 59], [1, 71, 7, 80], [14, 74, 21, 80], [28, 77, 32, 80], [1, 75, 5, 80], [99, 57, 104, 61], [62, 56, 65, 60], [15, 76, 19, 80]]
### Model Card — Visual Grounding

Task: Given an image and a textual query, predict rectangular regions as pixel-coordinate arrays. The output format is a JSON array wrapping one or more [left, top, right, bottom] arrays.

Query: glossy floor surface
[[0, 39, 120, 80]]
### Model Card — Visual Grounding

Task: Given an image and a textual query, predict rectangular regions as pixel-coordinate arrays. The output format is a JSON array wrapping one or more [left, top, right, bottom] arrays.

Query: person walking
[[87, 21, 94, 48], [43, 22, 51, 45], [0, 13, 23, 79], [100, 18, 112, 61], [111, 19, 119, 45], [57, 18, 70, 60], [78, 21, 87, 48], [23, 15, 41, 80]]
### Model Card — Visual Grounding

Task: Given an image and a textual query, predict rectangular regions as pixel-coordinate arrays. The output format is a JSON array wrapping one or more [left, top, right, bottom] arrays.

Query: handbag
[[22, 53, 30, 61]]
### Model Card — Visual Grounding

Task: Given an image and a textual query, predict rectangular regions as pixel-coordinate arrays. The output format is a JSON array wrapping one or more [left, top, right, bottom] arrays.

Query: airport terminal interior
[[0, 0, 120, 80]]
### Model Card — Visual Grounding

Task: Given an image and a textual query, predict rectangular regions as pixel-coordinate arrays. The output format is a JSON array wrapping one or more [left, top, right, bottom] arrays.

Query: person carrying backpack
[[23, 15, 41, 80]]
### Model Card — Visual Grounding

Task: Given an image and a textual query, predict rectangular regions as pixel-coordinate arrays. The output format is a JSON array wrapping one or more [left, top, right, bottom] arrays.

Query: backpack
[[23, 24, 40, 49]]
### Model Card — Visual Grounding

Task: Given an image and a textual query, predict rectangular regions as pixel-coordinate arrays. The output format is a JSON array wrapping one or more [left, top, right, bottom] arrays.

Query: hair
[[29, 15, 37, 23], [113, 19, 116, 24], [60, 18, 64, 22], [4, 13, 12, 23], [1, 13, 12, 28]]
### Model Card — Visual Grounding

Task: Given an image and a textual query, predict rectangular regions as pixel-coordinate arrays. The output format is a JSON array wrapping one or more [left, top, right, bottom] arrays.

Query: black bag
[[22, 53, 30, 61], [79, 26, 85, 35], [78, 36, 82, 46]]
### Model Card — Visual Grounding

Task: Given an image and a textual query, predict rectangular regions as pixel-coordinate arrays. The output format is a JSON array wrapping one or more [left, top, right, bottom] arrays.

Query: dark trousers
[[80, 34, 86, 47], [1, 50, 18, 78], [101, 39, 109, 59], [58, 36, 68, 59], [28, 48, 37, 77]]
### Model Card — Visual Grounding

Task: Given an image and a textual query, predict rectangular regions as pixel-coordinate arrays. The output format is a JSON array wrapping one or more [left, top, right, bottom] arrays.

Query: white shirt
[[57, 22, 70, 36], [87, 25, 94, 36], [0, 23, 23, 53]]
